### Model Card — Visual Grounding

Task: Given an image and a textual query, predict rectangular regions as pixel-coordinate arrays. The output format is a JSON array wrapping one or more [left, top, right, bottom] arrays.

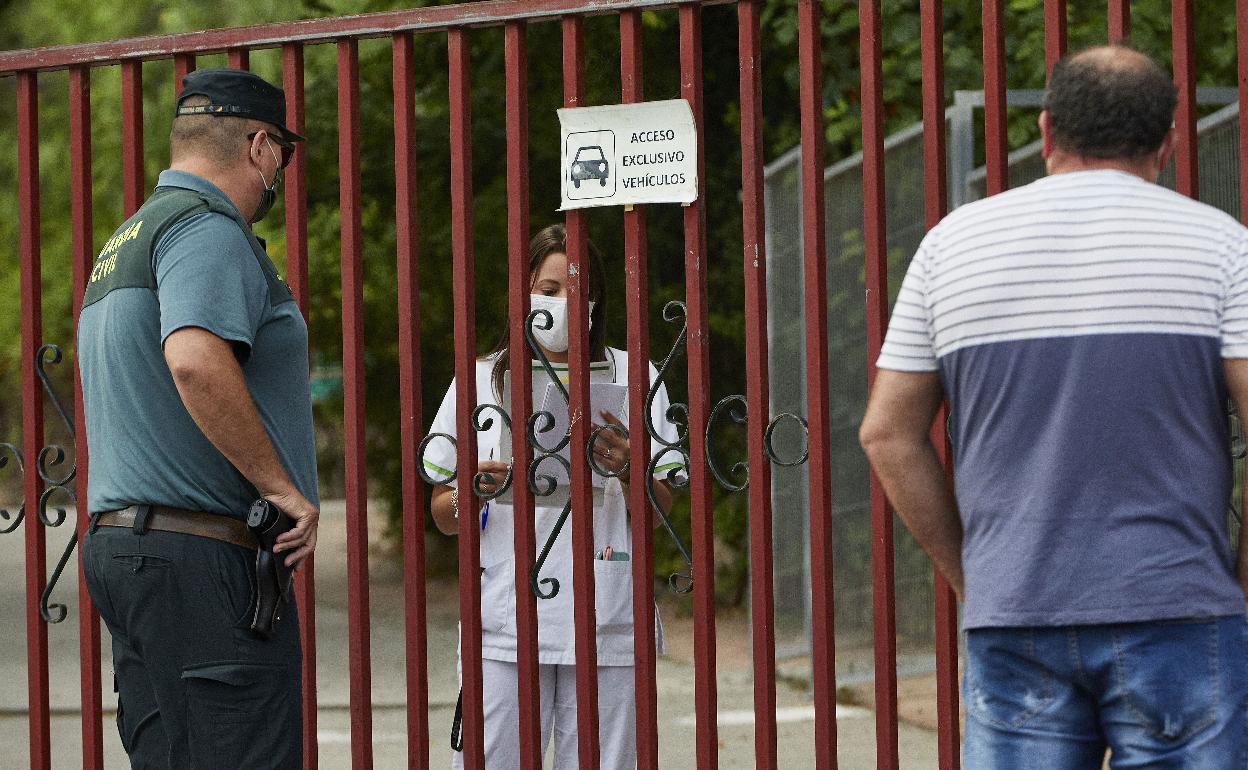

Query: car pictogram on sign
[[570, 145, 610, 188]]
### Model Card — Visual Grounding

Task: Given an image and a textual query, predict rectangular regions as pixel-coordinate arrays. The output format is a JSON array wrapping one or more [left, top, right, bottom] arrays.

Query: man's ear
[[247, 129, 268, 167], [1038, 110, 1054, 160], [1155, 127, 1178, 173]]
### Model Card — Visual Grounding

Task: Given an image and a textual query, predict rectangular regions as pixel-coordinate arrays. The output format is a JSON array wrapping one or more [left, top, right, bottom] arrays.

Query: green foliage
[[0, 0, 1242, 604]]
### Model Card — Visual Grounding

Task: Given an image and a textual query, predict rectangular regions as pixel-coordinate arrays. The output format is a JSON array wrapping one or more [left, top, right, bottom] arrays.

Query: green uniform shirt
[[77, 170, 318, 518]]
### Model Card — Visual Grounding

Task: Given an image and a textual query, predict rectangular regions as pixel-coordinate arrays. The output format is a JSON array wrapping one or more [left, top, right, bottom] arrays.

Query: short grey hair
[[169, 95, 267, 168]]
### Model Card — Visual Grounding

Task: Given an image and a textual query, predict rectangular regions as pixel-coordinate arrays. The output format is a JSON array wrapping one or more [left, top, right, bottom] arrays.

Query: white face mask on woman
[[528, 295, 596, 353]]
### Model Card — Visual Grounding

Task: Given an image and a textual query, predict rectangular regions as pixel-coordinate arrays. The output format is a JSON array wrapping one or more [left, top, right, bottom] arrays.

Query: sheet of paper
[[495, 375, 629, 505]]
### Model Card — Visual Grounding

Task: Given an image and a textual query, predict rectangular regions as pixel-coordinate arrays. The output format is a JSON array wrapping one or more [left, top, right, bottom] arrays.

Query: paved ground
[[0, 502, 940, 768]]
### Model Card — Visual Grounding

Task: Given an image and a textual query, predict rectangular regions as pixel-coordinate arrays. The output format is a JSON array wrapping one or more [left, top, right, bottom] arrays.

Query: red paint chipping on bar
[[173, 53, 194, 95], [228, 48, 250, 69], [17, 71, 51, 770], [393, 31, 431, 770], [121, 61, 144, 217], [503, 21, 543, 770], [860, 2, 900, 768], [619, 11, 659, 770], [561, 17, 603, 769], [279, 44, 317, 770], [337, 39, 375, 769], [981, 0, 1008, 196], [448, 27, 486, 770], [678, 7, 721, 769], [1108, 0, 1130, 42], [1171, 0, 1198, 199], [798, 2, 838, 767], [919, 3, 961, 767], [737, 3, 778, 768], [69, 65, 105, 770], [1044, 0, 1067, 74]]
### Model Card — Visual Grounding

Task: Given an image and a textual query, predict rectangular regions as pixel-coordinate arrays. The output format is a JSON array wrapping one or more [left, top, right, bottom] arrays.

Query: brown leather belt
[[94, 506, 256, 550]]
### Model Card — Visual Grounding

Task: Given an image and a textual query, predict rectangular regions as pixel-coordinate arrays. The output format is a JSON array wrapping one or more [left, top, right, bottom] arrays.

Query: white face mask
[[529, 295, 596, 354]]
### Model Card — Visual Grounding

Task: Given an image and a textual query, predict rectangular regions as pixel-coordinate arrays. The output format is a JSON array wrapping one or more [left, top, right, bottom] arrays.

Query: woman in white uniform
[[422, 224, 684, 769]]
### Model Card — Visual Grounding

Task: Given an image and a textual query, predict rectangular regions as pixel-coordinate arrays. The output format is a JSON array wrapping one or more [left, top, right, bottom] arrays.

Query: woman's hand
[[430, 460, 512, 535], [591, 411, 631, 481], [474, 460, 512, 498]]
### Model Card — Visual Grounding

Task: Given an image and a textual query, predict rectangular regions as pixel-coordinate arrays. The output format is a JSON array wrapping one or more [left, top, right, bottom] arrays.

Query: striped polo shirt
[[878, 169, 1248, 628]]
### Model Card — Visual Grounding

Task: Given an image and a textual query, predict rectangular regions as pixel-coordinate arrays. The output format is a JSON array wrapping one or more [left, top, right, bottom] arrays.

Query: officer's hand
[[267, 488, 319, 569]]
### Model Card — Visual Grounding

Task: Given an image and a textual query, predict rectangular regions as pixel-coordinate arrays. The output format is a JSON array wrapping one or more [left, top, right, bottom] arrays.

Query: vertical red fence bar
[[1239, 0, 1248, 225], [618, 17, 659, 764], [1108, 0, 1131, 42], [678, 7, 720, 768], [982, 0, 1009, 196], [736, 2, 778, 768], [797, 1, 837, 767], [70, 64, 106, 770], [283, 44, 309, 310], [337, 38, 375, 769], [280, 42, 318, 770], [393, 31, 431, 770], [561, 16, 603, 769], [121, 61, 144, 216], [503, 20, 544, 770], [447, 27, 486, 770], [1171, 0, 1197, 199], [18, 69, 51, 770], [619, 11, 660, 770], [228, 48, 250, 70], [173, 53, 194, 95], [859, 2, 900, 768], [1044, 0, 1067, 72], [919, 2, 961, 768]]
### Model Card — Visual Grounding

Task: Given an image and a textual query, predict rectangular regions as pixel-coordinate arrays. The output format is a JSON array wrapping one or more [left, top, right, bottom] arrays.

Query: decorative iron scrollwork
[[641, 302, 695, 594], [526, 307, 577, 600], [0, 443, 24, 535], [34, 344, 79, 624]]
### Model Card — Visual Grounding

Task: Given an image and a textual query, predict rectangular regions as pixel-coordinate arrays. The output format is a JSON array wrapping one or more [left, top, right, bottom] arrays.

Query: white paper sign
[[558, 99, 698, 210]]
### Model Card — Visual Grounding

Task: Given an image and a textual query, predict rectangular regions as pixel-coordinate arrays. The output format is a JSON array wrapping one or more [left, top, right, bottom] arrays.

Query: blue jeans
[[963, 614, 1248, 769]]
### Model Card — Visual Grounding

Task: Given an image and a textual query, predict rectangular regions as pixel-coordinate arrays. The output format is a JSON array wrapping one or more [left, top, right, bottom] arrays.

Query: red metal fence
[[0, 0, 1230, 767]]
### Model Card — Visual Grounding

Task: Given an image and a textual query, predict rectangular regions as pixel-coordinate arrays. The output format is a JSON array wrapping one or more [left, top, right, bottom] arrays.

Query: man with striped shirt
[[860, 45, 1248, 767]]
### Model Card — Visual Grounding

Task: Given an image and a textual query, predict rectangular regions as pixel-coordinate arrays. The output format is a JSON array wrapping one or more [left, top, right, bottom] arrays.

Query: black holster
[[246, 499, 295, 639]]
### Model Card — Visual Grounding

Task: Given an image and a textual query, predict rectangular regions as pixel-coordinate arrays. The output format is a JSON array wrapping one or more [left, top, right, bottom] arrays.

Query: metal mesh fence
[[765, 120, 947, 676]]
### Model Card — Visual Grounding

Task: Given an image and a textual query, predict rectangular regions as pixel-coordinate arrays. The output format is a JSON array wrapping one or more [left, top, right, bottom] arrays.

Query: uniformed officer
[[77, 68, 318, 769]]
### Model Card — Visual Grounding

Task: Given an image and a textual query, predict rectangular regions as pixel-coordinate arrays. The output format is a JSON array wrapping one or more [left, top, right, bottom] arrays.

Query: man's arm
[[165, 327, 318, 567], [1224, 359, 1248, 601], [859, 369, 964, 599]]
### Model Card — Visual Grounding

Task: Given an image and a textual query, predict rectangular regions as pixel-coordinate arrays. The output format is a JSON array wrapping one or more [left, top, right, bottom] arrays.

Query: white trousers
[[452, 658, 637, 769]]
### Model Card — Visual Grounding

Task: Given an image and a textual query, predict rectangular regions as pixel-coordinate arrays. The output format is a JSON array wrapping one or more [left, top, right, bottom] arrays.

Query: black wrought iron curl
[[705, 395, 749, 492], [527, 307, 577, 600], [763, 412, 810, 467], [34, 344, 79, 624], [0, 443, 24, 534], [587, 422, 630, 480], [471, 404, 513, 500], [415, 432, 458, 487], [640, 301, 695, 594]]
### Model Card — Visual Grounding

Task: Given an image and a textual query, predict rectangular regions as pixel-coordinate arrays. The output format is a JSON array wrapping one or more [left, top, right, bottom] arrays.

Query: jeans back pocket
[[1109, 618, 1220, 743], [965, 628, 1056, 730]]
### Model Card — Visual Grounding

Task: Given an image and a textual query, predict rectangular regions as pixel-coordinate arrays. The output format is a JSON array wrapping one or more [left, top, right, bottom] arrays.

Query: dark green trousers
[[82, 523, 302, 770]]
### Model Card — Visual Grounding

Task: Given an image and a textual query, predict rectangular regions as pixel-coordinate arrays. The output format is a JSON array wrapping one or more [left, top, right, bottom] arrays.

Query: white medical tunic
[[423, 348, 685, 666]]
